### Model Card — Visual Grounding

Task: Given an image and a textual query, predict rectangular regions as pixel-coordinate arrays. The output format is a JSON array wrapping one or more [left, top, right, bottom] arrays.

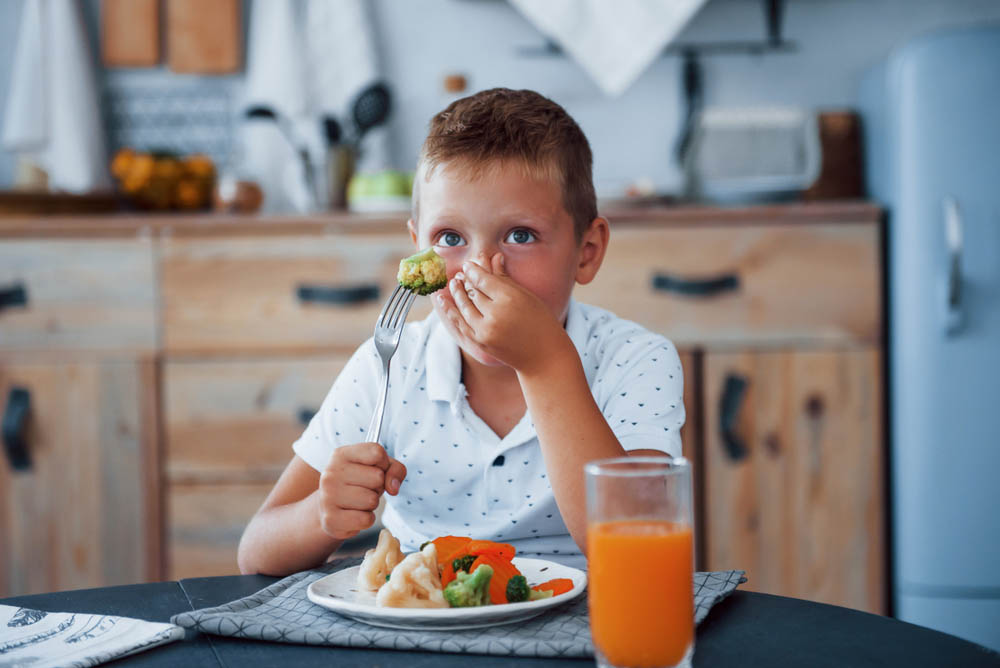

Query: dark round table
[[2, 576, 998, 667]]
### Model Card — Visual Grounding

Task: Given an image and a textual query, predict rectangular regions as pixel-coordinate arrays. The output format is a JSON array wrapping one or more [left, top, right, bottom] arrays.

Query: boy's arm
[[238, 445, 406, 575], [516, 338, 662, 551], [237, 456, 344, 576]]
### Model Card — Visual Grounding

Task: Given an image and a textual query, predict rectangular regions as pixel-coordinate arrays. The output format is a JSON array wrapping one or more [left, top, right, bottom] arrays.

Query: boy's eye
[[436, 232, 465, 247], [506, 228, 536, 244]]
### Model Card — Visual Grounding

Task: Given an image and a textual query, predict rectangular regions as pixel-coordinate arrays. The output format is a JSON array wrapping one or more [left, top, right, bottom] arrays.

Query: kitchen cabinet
[[702, 350, 885, 614], [0, 356, 159, 596], [0, 202, 885, 612], [163, 356, 350, 578]]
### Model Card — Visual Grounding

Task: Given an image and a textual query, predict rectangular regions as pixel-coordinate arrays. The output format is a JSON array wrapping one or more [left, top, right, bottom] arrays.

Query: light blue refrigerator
[[860, 24, 1000, 651]]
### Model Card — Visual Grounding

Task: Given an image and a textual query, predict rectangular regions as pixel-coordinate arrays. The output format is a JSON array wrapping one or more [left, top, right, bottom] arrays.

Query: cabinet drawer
[[0, 239, 156, 352], [168, 482, 270, 579], [576, 223, 880, 348], [164, 356, 349, 483], [161, 235, 432, 354]]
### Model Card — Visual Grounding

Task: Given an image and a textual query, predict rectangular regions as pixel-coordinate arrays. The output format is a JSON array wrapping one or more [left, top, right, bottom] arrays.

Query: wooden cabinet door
[[0, 358, 158, 596], [702, 349, 885, 614], [163, 356, 348, 579]]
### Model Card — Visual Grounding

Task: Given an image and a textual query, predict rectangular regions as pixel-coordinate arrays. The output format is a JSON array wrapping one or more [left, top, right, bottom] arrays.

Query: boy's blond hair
[[413, 88, 597, 242]]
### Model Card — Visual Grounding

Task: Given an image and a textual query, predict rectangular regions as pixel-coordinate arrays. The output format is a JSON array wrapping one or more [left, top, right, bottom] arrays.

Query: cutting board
[[166, 0, 242, 74], [102, 0, 160, 67]]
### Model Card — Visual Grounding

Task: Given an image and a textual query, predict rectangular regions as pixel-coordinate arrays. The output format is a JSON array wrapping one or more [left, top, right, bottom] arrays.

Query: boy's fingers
[[450, 275, 484, 321], [338, 484, 382, 511], [341, 461, 386, 490], [385, 458, 407, 495], [345, 441, 390, 469], [461, 262, 505, 299]]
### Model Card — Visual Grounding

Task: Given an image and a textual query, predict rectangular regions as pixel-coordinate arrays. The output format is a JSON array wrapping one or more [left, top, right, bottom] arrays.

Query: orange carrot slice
[[430, 535, 471, 568], [466, 539, 516, 561], [532, 578, 574, 596], [440, 560, 457, 587], [471, 553, 523, 605]]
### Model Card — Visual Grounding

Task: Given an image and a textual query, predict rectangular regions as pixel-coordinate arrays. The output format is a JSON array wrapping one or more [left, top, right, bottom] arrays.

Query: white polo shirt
[[293, 299, 685, 569]]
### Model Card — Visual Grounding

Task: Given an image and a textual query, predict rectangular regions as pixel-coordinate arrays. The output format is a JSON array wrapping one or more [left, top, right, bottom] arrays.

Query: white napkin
[[508, 0, 709, 97], [0, 604, 183, 668], [1, 0, 110, 192]]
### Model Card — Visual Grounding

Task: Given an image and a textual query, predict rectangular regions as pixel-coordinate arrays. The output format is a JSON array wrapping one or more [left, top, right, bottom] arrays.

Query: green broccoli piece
[[442, 564, 493, 607], [529, 588, 554, 601], [505, 575, 530, 603], [452, 555, 476, 573], [397, 247, 447, 295]]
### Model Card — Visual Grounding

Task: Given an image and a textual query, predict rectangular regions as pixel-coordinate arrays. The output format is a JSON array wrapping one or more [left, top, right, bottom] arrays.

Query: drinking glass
[[585, 456, 694, 668]]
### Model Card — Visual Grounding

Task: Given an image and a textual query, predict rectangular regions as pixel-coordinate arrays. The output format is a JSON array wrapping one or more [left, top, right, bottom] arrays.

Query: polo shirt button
[[492, 455, 505, 466]]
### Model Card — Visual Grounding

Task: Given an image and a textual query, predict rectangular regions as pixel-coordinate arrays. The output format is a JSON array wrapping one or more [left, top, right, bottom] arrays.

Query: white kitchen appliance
[[860, 24, 1000, 651]]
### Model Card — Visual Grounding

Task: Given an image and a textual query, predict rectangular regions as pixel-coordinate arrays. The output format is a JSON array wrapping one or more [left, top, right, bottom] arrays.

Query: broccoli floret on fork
[[397, 247, 447, 295]]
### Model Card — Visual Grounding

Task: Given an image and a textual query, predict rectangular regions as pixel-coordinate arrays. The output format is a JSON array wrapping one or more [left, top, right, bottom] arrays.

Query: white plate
[[306, 557, 587, 630]]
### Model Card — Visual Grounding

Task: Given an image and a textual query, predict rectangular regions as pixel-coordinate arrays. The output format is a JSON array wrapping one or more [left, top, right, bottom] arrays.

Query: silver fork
[[365, 284, 417, 444]]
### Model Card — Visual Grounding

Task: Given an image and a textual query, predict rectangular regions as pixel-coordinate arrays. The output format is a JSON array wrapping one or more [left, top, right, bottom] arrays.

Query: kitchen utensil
[[244, 105, 318, 211], [322, 115, 354, 210], [365, 284, 417, 444], [350, 82, 392, 148]]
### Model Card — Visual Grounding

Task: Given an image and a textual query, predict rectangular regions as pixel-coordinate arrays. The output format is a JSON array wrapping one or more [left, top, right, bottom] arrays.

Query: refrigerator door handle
[[943, 196, 963, 336]]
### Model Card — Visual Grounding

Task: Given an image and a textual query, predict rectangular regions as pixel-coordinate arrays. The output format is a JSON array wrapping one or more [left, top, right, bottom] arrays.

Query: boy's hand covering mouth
[[434, 253, 571, 375]]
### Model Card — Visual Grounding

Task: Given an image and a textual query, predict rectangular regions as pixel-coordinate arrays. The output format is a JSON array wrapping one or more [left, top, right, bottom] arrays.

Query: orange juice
[[588, 520, 694, 667]]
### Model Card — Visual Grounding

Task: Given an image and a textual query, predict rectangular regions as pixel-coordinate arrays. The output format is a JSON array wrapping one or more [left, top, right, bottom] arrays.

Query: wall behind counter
[[1, 0, 999, 197]]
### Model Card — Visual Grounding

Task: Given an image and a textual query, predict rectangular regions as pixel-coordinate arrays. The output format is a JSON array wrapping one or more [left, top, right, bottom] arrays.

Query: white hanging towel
[[2, 0, 110, 192], [303, 0, 389, 171], [242, 0, 309, 213], [508, 0, 709, 97]]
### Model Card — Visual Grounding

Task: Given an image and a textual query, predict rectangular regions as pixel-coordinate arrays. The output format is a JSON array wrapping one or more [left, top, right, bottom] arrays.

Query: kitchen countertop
[[0, 200, 882, 238]]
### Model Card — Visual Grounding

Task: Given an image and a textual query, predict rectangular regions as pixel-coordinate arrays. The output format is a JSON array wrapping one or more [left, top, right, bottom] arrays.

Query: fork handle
[[366, 362, 391, 444]]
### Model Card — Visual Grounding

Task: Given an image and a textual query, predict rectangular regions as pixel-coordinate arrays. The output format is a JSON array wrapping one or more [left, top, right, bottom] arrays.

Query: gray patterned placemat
[[172, 559, 745, 658]]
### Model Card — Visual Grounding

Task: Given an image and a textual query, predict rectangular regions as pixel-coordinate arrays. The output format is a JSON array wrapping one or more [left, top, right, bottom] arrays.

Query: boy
[[238, 88, 684, 575]]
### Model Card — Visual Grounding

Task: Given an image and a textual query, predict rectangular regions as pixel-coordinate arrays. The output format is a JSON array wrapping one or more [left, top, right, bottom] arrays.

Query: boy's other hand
[[318, 442, 406, 540], [436, 253, 572, 375]]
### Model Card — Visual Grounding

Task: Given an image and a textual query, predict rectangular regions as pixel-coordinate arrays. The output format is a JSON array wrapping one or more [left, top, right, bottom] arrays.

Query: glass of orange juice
[[585, 456, 694, 668]]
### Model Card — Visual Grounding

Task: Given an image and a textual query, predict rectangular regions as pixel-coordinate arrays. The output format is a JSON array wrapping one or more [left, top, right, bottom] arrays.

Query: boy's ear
[[575, 217, 609, 286], [406, 219, 419, 246]]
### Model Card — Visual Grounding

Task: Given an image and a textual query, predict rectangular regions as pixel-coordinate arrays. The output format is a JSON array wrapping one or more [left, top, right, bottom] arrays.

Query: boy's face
[[409, 163, 586, 340]]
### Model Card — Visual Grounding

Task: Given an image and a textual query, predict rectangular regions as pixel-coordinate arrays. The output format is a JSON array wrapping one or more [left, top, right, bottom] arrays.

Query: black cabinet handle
[[296, 283, 379, 306], [719, 374, 748, 462], [0, 283, 28, 312], [298, 408, 318, 425], [652, 272, 739, 298], [3, 387, 31, 472]]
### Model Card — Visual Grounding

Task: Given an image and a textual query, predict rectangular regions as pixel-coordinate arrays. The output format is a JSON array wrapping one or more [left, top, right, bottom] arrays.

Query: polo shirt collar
[[424, 299, 591, 406], [425, 313, 463, 404]]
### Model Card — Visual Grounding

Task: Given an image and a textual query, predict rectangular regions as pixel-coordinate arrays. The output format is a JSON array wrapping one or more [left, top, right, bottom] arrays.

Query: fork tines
[[377, 284, 416, 331]]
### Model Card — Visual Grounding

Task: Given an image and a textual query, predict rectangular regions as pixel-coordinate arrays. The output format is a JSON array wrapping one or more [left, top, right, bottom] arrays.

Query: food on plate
[[363, 530, 574, 608], [397, 247, 447, 295], [442, 564, 493, 607], [357, 528, 405, 591], [375, 543, 448, 608], [532, 578, 575, 596]]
